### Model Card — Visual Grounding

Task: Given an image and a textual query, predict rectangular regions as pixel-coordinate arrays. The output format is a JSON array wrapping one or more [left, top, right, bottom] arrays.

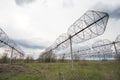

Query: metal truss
[[43, 10, 109, 70], [0, 27, 24, 63], [62, 34, 120, 60]]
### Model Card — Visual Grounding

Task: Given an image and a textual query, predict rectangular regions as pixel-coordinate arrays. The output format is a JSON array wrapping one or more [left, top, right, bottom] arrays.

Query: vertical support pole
[[113, 42, 118, 55], [69, 35, 74, 70], [50, 50, 52, 63], [98, 52, 101, 60], [19, 54, 21, 63], [103, 52, 106, 60], [10, 47, 13, 64], [20, 54, 23, 63]]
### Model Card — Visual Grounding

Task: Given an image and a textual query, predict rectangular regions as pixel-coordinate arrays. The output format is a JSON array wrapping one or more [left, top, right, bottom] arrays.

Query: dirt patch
[[0, 64, 27, 73]]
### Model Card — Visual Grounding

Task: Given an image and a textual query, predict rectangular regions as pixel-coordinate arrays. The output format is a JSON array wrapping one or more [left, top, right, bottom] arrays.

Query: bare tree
[[0, 53, 8, 63]]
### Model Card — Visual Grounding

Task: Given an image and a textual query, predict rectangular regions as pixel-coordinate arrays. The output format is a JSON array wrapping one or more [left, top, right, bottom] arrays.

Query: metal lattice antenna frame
[[0, 27, 24, 64], [92, 39, 112, 60], [45, 10, 109, 70], [92, 39, 112, 51], [114, 34, 120, 55], [49, 10, 109, 50], [67, 10, 109, 43], [66, 35, 120, 60], [115, 34, 120, 47]]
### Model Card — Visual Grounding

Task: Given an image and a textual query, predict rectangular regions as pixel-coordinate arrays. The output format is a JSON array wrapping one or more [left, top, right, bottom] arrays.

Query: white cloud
[[20, 46, 44, 59], [0, 0, 120, 58]]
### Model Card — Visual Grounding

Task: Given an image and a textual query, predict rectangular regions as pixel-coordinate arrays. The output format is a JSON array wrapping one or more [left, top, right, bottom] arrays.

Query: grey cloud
[[14, 39, 46, 49], [62, 0, 74, 8], [15, 0, 35, 6], [93, 3, 120, 20]]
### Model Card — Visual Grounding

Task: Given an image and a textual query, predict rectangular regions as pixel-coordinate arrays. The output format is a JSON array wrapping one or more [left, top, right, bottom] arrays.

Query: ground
[[0, 61, 120, 80]]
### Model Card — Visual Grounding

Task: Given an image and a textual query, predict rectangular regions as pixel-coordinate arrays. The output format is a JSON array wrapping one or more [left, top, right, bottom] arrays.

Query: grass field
[[0, 61, 120, 80]]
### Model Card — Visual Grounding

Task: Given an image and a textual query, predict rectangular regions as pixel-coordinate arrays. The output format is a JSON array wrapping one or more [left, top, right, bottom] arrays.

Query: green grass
[[0, 61, 120, 80]]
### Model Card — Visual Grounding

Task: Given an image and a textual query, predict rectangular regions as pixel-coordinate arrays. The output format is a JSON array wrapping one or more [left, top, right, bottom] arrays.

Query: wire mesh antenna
[[67, 10, 109, 43], [115, 34, 120, 55], [0, 26, 24, 64], [52, 10, 109, 51], [92, 39, 112, 51], [0, 29, 9, 47], [115, 34, 120, 47], [45, 10, 109, 70], [54, 33, 70, 51], [76, 46, 91, 60], [92, 39, 112, 60]]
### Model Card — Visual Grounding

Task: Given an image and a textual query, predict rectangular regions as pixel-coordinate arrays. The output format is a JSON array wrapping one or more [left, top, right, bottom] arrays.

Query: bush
[[24, 56, 33, 63], [0, 53, 9, 63]]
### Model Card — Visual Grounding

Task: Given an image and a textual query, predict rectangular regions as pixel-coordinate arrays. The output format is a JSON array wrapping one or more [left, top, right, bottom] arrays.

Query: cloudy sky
[[0, 0, 120, 58]]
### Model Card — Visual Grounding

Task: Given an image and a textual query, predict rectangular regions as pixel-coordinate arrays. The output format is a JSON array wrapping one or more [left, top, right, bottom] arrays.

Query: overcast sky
[[0, 0, 120, 58]]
